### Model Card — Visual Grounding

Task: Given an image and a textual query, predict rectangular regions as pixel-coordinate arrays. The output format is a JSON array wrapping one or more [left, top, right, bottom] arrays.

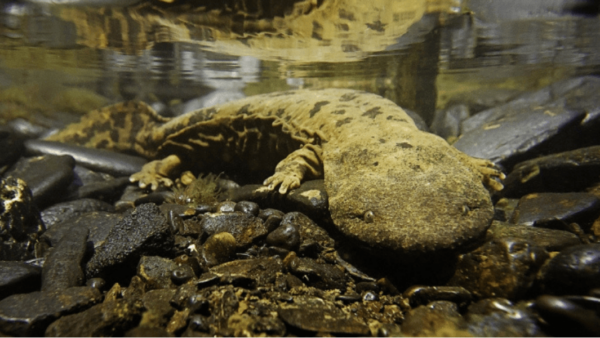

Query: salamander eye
[[364, 211, 374, 223]]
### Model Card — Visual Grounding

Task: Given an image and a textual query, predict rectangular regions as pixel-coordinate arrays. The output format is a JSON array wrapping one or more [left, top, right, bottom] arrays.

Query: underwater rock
[[284, 253, 347, 290], [208, 256, 283, 288], [0, 127, 23, 169], [215, 201, 236, 213], [5, 154, 75, 207], [86, 277, 106, 291], [44, 297, 143, 337], [139, 289, 177, 329], [278, 295, 369, 335], [201, 232, 237, 267], [85, 203, 174, 280], [266, 221, 301, 251], [257, 208, 285, 221], [284, 179, 329, 220], [430, 104, 470, 141], [225, 313, 287, 337], [0, 177, 44, 243], [0, 286, 102, 336], [536, 243, 600, 295], [448, 237, 548, 300], [137, 256, 193, 290], [66, 166, 130, 201], [455, 76, 600, 170], [502, 145, 600, 197], [125, 326, 174, 337], [41, 225, 88, 292], [0, 261, 41, 300], [41, 211, 120, 249], [493, 198, 520, 223], [510, 192, 600, 229], [487, 220, 581, 251], [401, 300, 469, 336], [233, 201, 259, 216], [40, 198, 115, 229], [403, 285, 472, 308], [200, 211, 267, 249], [280, 212, 335, 250], [230, 180, 329, 221], [25, 139, 147, 177], [465, 298, 543, 337], [535, 294, 600, 336]]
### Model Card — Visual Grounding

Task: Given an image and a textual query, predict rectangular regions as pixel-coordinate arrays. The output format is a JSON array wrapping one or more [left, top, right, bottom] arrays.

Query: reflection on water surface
[[0, 0, 598, 125]]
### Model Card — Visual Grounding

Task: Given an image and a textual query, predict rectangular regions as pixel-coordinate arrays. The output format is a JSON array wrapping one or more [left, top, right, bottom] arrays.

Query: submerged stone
[[455, 76, 600, 170], [137, 256, 194, 290], [41, 211, 120, 249], [535, 295, 600, 336], [201, 232, 237, 267], [465, 298, 543, 337], [208, 257, 283, 288], [0, 261, 41, 300], [510, 192, 600, 229], [44, 298, 142, 337], [487, 220, 581, 251], [448, 237, 548, 300], [201, 211, 267, 249], [503, 146, 600, 197], [537, 243, 600, 295], [0, 286, 102, 336], [285, 253, 347, 290], [5, 155, 75, 207], [40, 198, 115, 229], [85, 203, 174, 280], [41, 225, 89, 292], [403, 285, 472, 308], [278, 295, 369, 335], [401, 301, 469, 336]]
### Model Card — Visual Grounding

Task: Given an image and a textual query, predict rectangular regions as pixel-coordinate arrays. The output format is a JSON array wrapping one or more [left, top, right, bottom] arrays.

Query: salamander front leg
[[130, 154, 182, 190], [263, 144, 323, 194]]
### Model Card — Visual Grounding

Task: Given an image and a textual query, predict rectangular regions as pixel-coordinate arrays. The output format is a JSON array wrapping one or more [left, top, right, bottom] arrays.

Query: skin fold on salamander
[[47, 88, 505, 254]]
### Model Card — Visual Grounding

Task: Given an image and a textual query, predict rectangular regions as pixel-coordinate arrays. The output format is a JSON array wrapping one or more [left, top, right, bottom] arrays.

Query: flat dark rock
[[278, 295, 369, 335], [25, 139, 147, 177], [41, 198, 115, 229], [448, 238, 548, 299], [137, 255, 194, 290], [503, 145, 600, 197], [209, 256, 283, 288], [41, 211, 121, 249], [4, 154, 75, 207], [85, 203, 174, 280], [487, 220, 581, 251], [511, 192, 600, 229], [398, 301, 469, 336], [537, 244, 600, 295], [0, 286, 102, 336], [466, 298, 543, 337], [42, 226, 89, 292], [0, 261, 41, 300], [44, 298, 142, 337], [455, 76, 600, 170], [201, 211, 267, 249], [403, 285, 472, 308], [0, 127, 23, 168]]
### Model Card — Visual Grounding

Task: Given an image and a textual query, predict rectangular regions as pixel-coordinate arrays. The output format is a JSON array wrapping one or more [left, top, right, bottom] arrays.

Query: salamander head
[[324, 140, 494, 254]]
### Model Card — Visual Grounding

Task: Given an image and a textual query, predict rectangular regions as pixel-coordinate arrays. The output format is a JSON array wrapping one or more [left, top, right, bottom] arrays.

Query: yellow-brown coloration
[[48, 89, 504, 254]]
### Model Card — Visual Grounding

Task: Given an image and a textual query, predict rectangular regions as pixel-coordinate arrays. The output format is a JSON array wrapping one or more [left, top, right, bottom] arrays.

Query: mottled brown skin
[[47, 89, 504, 253]]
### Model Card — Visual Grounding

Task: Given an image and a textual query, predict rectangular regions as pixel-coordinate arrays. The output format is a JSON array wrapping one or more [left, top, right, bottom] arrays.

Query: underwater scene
[[0, 0, 600, 336]]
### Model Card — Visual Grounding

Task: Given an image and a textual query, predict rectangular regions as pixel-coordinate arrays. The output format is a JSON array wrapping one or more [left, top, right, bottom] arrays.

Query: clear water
[[0, 0, 599, 127]]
